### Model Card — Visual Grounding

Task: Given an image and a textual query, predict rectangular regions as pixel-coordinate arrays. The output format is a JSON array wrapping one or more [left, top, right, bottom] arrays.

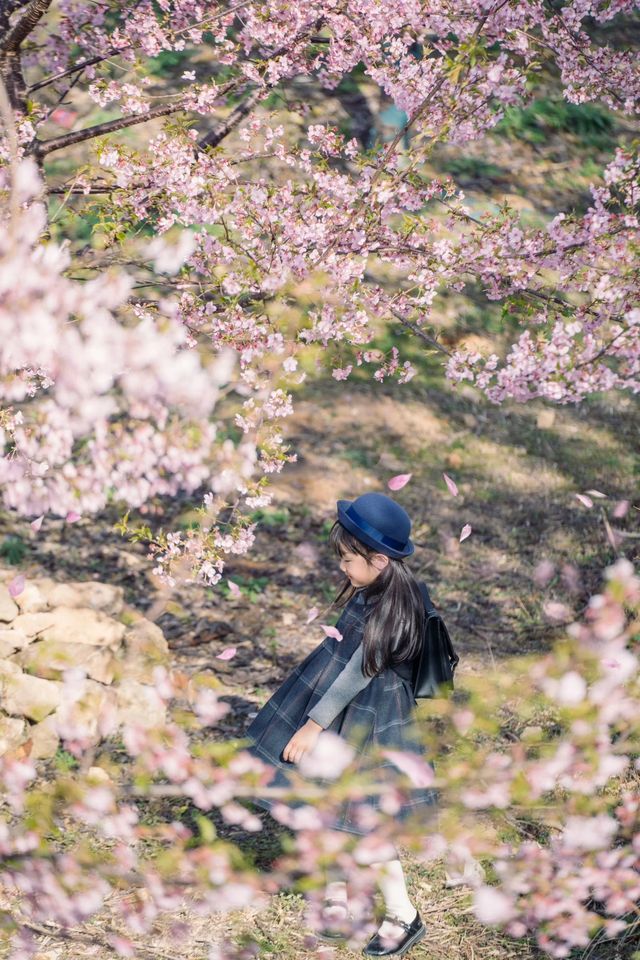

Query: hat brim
[[336, 499, 414, 559]]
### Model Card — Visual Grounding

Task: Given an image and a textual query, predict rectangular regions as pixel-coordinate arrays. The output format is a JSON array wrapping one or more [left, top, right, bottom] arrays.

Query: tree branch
[[390, 310, 452, 356], [33, 79, 241, 158], [1, 0, 52, 52], [198, 85, 262, 149], [33, 101, 189, 157]]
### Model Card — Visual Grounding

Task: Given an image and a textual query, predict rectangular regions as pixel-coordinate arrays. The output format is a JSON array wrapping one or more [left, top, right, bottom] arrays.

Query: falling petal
[[227, 580, 242, 598], [613, 500, 630, 519], [8, 575, 25, 598], [320, 624, 343, 641], [381, 749, 435, 788], [66, 511, 81, 522], [603, 514, 623, 551], [443, 473, 459, 497], [387, 473, 412, 491], [575, 494, 593, 509], [30, 515, 44, 533], [216, 646, 237, 660], [306, 606, 319, 624], [459, 524, 472, 542], [586, 489, 607, 499]]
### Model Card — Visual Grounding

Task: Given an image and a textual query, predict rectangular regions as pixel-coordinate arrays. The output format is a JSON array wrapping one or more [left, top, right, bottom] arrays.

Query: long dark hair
[[328, 520, 426, 678]]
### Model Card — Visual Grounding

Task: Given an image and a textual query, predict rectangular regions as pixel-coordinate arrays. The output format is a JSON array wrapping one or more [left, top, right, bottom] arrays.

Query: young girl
[[244, 491, 438, 957]]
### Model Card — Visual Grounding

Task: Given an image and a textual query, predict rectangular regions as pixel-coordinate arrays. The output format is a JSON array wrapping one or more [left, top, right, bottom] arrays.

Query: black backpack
[[411, 581, 459, 700]]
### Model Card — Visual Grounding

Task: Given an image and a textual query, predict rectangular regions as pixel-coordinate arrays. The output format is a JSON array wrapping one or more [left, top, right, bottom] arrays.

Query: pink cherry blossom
[[298, 730, 355, 780], [381, 749, 435, 788], [473, 887, 515, 925]]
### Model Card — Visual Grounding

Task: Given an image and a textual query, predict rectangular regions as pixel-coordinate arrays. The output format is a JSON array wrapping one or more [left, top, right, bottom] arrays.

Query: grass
[[495, 97, 616, 150]]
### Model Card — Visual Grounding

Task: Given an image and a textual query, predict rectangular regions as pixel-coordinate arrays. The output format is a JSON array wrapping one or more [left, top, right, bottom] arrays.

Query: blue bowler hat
[[336, 492, 414, 559]]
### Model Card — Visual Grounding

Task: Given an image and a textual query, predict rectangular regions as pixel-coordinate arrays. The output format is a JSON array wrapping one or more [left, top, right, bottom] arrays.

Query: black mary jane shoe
[[362, 910, 426, 957], [316, 898, 354, 941]]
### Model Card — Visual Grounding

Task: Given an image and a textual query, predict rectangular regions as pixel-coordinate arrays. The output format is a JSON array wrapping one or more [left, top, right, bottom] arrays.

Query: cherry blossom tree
[[0, 0, 639, 584], [0, 5, 639, 957]]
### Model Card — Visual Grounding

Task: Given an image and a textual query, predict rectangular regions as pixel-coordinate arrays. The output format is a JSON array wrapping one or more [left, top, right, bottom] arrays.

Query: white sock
[[324, 879, 348, 905], [370, 858, 417, 926]]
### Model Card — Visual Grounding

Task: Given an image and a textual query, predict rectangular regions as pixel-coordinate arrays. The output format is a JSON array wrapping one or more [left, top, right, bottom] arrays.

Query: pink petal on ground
[[586, 489, 607, 498], [575, 494, 593, 508], [543, 601, 573, 624], [381, 749, 435, 788], [8, 575, 25, 598], [30, 515, 44, 533], [216, 647, 237, 660], [227, 580, 242, 598], [387, 473, 412, 491], [459, 523, 472, 542], [305, 606, 319, 624], [443, 473, 459, 497], [65, 511, 81, 522], [533, 560, 556, 587], [320, 624, 343, 641], [613, 500, 630, 519]]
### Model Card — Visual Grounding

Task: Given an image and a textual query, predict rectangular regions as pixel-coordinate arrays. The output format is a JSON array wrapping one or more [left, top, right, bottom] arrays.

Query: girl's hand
[[283, 719, 322, 764]]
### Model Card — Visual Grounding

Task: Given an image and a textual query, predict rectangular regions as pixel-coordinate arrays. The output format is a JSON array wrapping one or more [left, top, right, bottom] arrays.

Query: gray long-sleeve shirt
[[306, 589, 404, 729], [307, 641, 372, 729]]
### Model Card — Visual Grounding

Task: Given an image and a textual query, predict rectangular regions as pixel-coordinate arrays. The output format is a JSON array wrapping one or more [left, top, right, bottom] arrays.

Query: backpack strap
[[418, 580, 436, 615], [418, 580, 459, 673]]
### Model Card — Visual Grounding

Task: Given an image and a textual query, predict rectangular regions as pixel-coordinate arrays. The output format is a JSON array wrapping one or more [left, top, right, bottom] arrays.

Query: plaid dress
[[244, 590, 438, 836]]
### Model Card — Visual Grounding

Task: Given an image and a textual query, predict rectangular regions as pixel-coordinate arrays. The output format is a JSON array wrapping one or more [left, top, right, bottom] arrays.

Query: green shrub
[[0, 536, 27, 565], [496, 97, 615, 149]]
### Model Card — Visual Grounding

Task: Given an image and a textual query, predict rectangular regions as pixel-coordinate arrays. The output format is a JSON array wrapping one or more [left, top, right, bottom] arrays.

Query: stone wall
[[0, 572, 169, 759]]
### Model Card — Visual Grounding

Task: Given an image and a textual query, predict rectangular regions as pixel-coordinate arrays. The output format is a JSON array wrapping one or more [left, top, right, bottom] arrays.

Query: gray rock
[[0, 627, 30, 652], [0, 661, 62, 722], [11, 612, 56, 638], [115, 680, 166, 729], [38, 606, 125, 649], [13, 581, 52, 614], [29, 714, 60, 760], [0, 585, 19, 623], [0, 715, 27, 755], [116, 618, 169, 682], [40, 581, 124, 618], [13, 639, 116, 684]]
